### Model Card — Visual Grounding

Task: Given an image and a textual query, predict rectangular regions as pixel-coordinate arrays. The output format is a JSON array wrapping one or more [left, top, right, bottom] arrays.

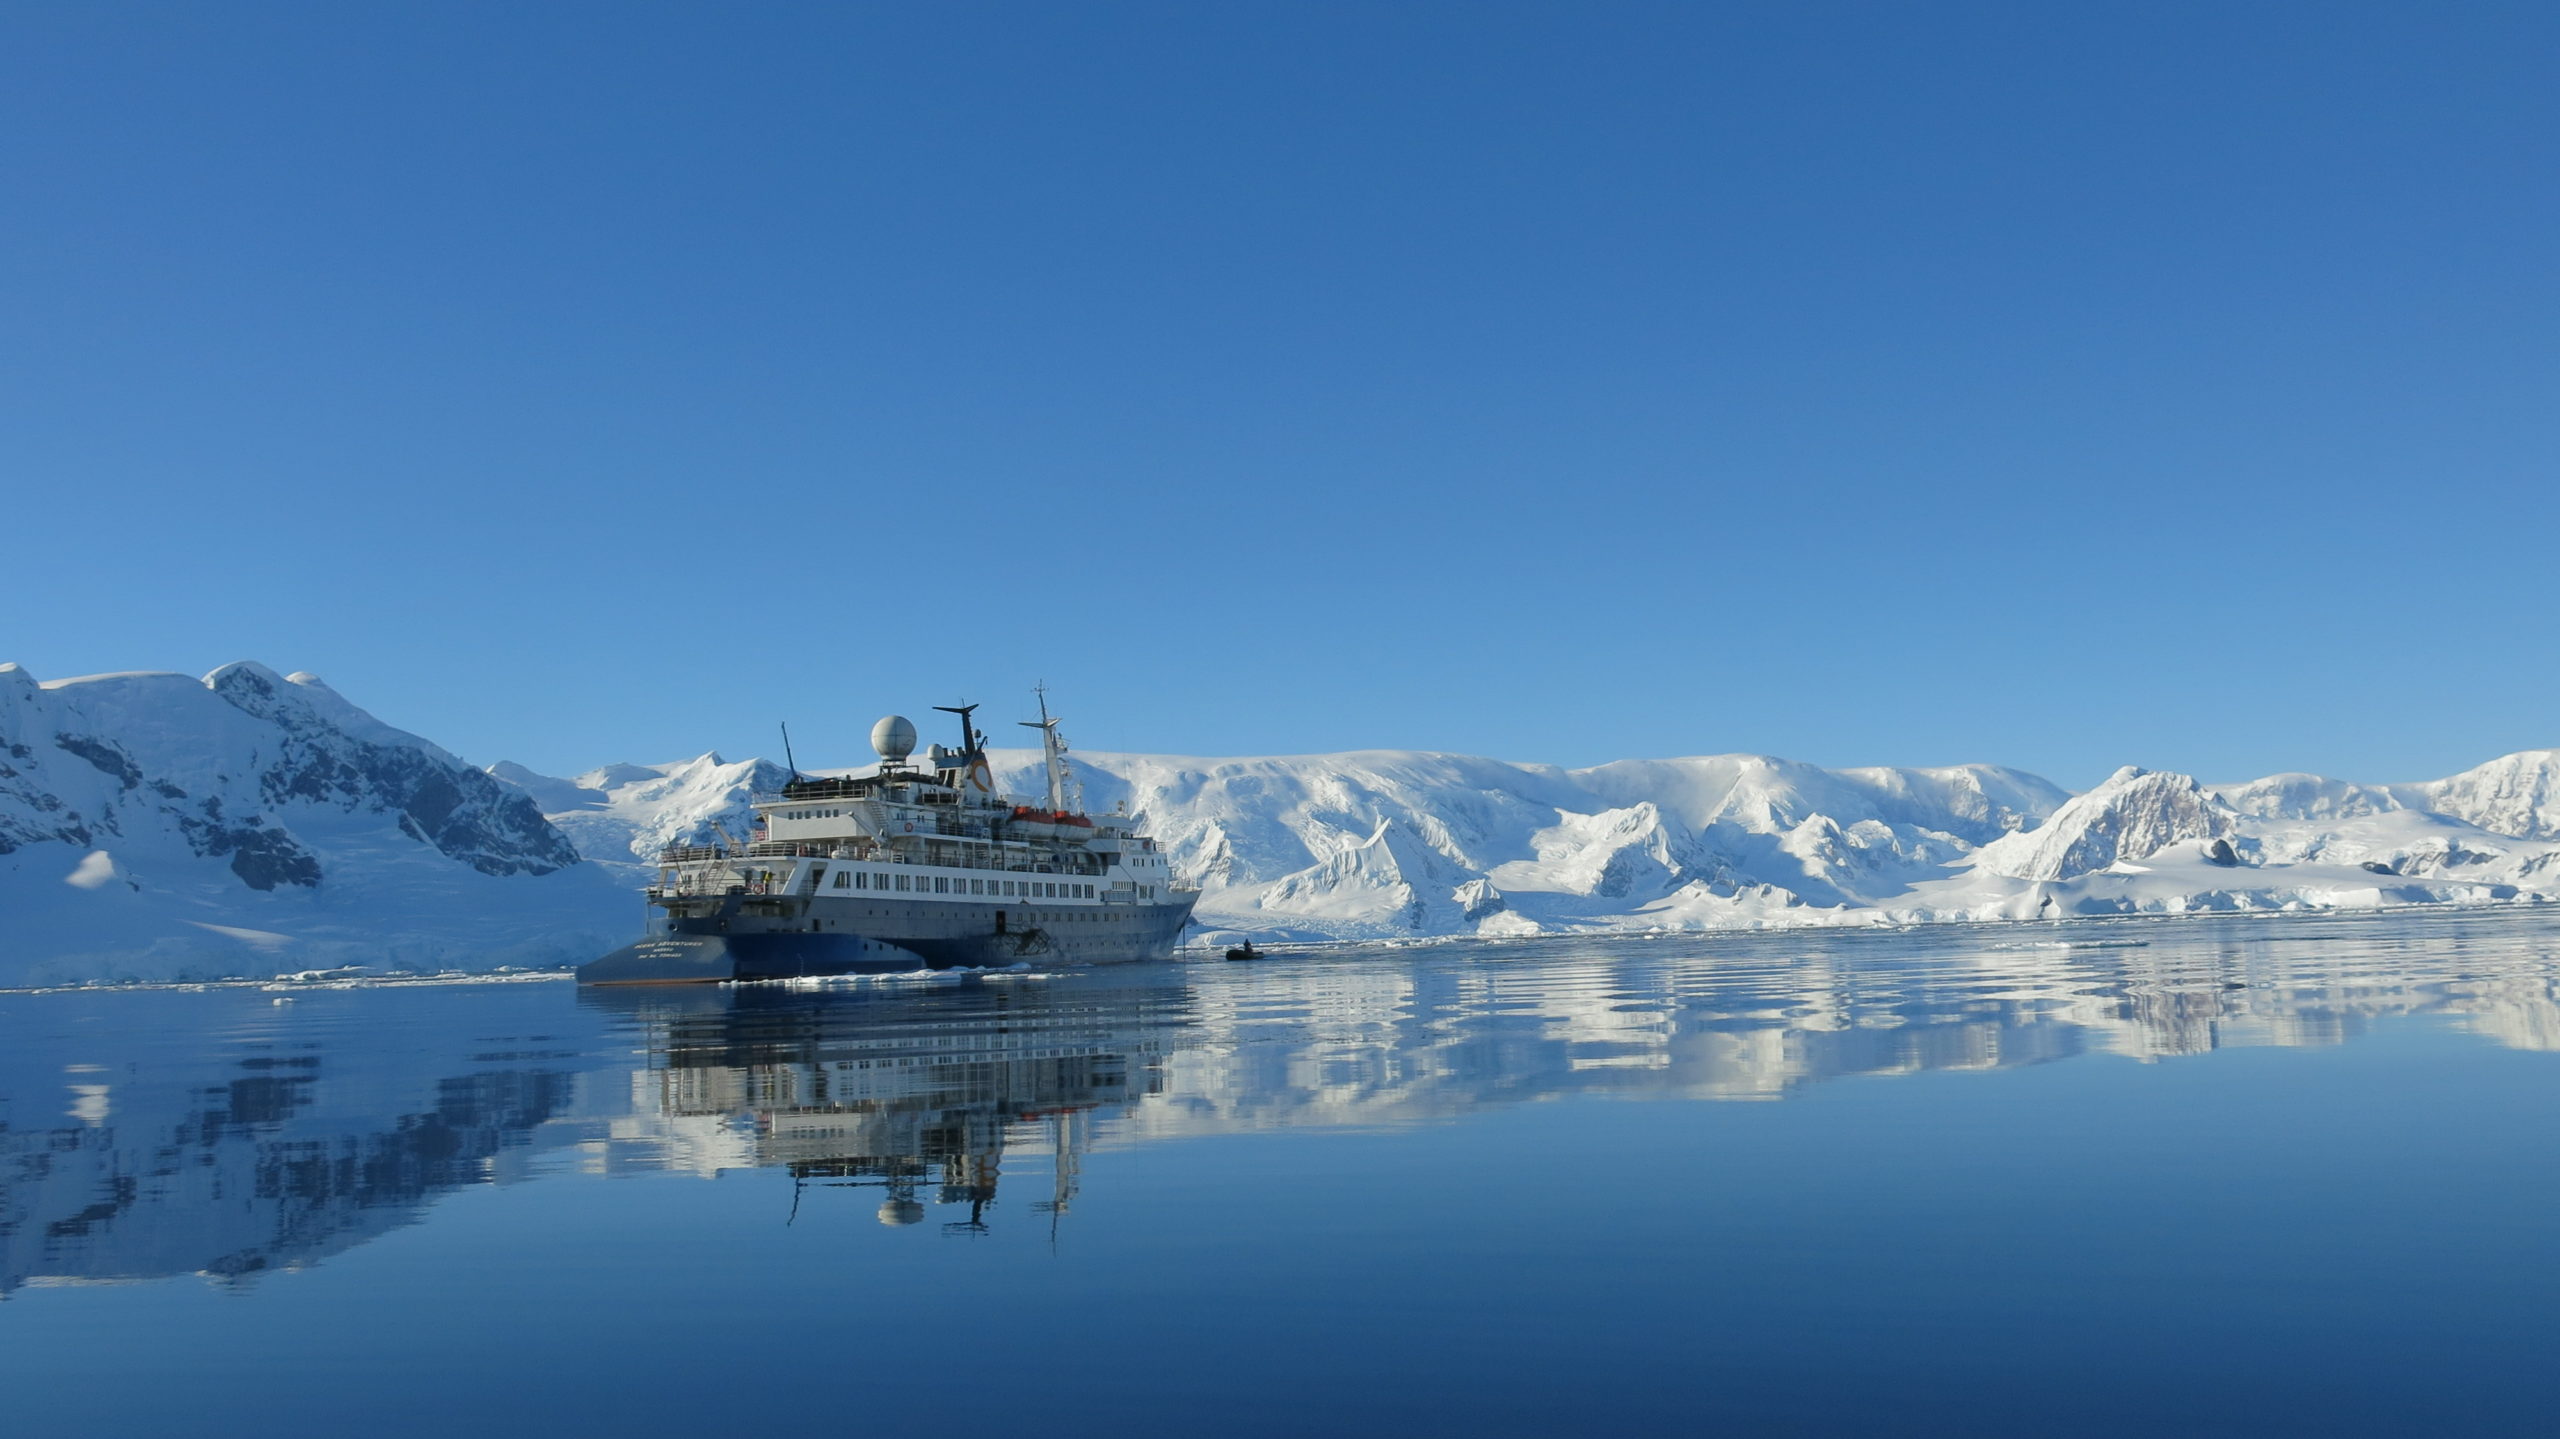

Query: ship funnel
[[870, 715, 918, 763]]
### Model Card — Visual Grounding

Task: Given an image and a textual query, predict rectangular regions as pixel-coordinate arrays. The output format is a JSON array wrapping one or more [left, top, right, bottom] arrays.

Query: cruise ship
[[577, 694, 1199, 984]]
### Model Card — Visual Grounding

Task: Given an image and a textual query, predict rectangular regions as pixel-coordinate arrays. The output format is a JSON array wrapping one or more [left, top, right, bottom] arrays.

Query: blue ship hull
[[577, 931, 931, 985]]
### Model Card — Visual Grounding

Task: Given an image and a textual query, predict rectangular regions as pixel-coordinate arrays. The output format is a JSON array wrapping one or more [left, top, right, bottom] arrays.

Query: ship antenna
[[779, 722, 801, 783]]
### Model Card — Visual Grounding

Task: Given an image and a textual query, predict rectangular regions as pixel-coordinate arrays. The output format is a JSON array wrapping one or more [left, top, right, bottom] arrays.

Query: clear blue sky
[[6, 2, 2555, 789]]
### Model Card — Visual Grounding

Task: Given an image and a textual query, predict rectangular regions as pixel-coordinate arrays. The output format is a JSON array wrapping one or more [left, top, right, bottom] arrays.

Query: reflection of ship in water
[[583, 974, 1193, 1232]]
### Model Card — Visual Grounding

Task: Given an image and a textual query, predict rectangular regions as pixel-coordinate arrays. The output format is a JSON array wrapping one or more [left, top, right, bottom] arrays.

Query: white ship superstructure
[[578, 694, 1199, 983]]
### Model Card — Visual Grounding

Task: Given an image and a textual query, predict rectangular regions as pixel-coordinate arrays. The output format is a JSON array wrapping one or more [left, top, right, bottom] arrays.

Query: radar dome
[[877, 1199, 926, 1227], [870, 714, 918, 762]]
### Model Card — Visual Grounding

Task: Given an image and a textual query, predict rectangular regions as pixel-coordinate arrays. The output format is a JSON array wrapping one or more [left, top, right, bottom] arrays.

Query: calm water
[[6, 909, 2560, 1437]]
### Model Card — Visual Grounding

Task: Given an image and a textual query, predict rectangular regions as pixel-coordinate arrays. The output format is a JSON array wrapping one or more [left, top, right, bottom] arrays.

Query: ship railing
[[693, 839, 1116, 880], [649, 878, 779, 899], [774, 776, 871, 801]]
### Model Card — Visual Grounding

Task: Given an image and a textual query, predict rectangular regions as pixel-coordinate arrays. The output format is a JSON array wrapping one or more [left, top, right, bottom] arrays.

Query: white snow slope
[[0, 663, 631, 984], [496, 740, 2560, 942]]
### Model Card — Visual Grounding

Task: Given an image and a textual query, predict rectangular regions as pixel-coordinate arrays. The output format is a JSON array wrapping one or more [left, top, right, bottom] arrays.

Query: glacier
[[6, 657, 2557, 982]]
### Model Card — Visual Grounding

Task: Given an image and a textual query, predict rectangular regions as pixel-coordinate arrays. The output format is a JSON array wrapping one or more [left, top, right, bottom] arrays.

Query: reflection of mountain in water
[[588, 913, 2560, 1222], [0, 988, 597, 1297], [5, 911, 2557, 1285], [581, 976, 1195, 1232], [1125, 914, 2560, 1141]]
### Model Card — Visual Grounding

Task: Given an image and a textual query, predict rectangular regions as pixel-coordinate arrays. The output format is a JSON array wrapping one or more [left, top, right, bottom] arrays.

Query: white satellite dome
[[870, 714, 918, 762]]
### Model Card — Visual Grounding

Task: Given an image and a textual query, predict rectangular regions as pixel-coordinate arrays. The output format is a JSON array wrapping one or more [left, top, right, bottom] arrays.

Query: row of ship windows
[[827, 870, 1160, 901]]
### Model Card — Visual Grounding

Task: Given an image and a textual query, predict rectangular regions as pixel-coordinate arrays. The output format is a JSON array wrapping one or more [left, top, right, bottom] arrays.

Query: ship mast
[[1018, 683, 1070, 813]]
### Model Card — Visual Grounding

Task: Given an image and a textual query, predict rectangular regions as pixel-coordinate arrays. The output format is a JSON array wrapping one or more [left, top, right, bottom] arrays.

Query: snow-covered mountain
[[2400, 750, 2560, 840], [0, 663, 628, 984], [11, 654, 2554, 982], [484, 753, 790, 880], [1972, 766, 2235, 882], [492, 741, 2560, 941]]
